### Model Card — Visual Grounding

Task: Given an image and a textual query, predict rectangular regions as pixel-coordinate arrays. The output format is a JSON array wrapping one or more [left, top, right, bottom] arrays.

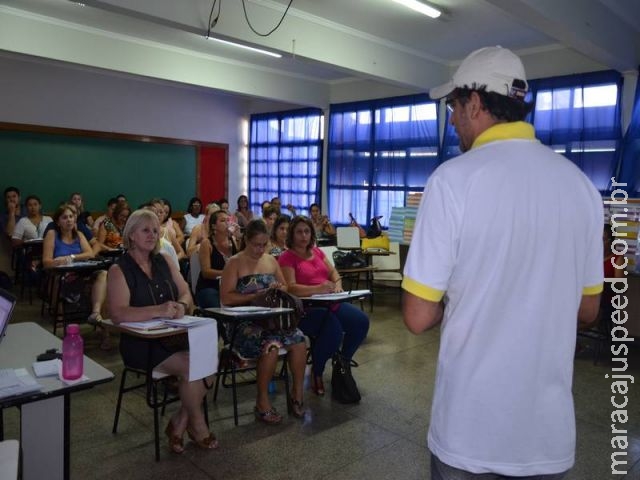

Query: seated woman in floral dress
[[220, 219, 307, 424], [95, 201, 130, 252]]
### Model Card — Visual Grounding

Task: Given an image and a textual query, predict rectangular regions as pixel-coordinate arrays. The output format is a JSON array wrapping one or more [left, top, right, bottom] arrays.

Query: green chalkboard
[[0, 130, 197, 213]]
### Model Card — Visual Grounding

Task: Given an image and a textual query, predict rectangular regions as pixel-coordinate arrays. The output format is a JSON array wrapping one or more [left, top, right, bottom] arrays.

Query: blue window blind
[[528, 70, 623, 193], [327, 95, 440, 228], [249, 108, 323, 215]]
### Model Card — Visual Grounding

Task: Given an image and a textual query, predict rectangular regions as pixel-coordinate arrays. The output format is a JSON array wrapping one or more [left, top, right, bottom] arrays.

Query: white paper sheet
[[187, 320, 219, 381]]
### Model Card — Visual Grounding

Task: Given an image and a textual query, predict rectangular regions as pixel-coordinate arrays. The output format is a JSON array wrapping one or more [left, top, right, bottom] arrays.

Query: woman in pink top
[[278, 216, 369, 397]]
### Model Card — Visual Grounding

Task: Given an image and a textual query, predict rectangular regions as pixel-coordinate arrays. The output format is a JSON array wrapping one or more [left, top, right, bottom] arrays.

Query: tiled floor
[[3, 290, 640, 479]]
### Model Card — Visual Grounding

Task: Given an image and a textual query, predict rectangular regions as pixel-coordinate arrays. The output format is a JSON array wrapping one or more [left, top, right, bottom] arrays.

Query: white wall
[[0, 52, 253, 205]]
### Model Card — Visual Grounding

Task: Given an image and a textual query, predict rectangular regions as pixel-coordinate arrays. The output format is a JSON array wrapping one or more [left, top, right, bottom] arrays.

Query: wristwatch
[[70, 254, 76, 262]]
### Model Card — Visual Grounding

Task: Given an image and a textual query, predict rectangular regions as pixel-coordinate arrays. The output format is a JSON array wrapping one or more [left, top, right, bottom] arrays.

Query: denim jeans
[[431, 454, 568, 480]]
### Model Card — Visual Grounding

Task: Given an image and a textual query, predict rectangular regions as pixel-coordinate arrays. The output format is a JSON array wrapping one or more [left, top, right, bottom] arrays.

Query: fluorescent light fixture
[[392, 0, 442, 18], [206, 36, 282, 58]]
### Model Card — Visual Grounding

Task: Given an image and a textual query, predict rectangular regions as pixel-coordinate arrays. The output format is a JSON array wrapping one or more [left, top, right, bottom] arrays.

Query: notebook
[[0, 288, 16, 345]]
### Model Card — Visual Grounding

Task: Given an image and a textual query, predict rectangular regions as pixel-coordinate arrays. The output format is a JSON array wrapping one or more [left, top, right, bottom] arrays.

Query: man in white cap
[[402, 46, 603, 479]]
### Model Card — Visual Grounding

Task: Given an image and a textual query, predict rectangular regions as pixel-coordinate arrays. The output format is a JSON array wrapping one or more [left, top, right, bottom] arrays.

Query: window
[[327, 95, 439, 227], [529, 70, 623, 193], [249, 108, 323, 215]]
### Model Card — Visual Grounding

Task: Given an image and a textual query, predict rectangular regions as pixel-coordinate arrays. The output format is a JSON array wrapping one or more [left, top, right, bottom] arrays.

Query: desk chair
[[336, 227, 361, 250], [20, 241, 43, 305], [319, 245, 369, 309], [212, 323, 290, 425], [189, 251, 201, 297], [371, 241, 402, 290], [112, 364, 210, 461], [201, 303, 292, 426], [47, 270, 96, 336], [577, 304, 613, 365]]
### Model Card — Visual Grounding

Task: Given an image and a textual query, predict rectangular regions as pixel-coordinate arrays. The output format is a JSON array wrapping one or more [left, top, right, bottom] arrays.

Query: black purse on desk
[[331, 354, 361, 404], [333, 250, 367, 269]]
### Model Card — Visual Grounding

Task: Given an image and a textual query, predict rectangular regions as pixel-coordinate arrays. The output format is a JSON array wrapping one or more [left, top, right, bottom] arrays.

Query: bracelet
[[177, 301, 189, 310]]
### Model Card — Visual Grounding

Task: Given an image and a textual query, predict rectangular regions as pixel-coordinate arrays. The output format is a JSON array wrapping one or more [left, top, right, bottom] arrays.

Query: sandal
[[164, 422, 185, 454], [186, 428, 219, 450], [289, 397, 305, 419], [254, 406, 283, 425], [311, 375, 325, 396]]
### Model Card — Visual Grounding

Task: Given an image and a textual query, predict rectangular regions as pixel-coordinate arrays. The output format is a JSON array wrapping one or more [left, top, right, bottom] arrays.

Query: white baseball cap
[[430, 46, 528, 100]]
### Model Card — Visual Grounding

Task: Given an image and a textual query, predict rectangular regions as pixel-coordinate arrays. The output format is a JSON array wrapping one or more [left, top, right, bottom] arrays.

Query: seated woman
[[234, 194, 253, 229], [195, 210, 238, 308], [161, 199, 185, 247], [186, 203, 220, 257], [309, 203, 336, 244], [11, 195, 52, 246], [182, 197, 205, 237], [220, 219, 307, 423], [279, 216, 369, 397], [69, 192, 94, 231], [261, 206, 278, 236], [92, 197, 118, 237], [149, 199, 186, 265], [95, 201, 130, 253], [107, 209, 218, 452], [12, 195, 52, 285], [42, 203, 109, 346], [267, 215, 289, 257]]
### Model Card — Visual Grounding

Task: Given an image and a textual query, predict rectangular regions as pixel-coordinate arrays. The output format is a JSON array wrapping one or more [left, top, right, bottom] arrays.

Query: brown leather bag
[[250, 288, 304, 331]]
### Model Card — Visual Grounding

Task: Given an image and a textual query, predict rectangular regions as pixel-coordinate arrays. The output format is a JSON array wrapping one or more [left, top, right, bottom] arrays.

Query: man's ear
[[468, 91, 485, 118]]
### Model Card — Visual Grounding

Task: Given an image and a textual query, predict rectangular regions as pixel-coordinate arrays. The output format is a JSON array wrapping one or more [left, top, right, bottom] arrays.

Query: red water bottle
[[62, 324, 84, 380]]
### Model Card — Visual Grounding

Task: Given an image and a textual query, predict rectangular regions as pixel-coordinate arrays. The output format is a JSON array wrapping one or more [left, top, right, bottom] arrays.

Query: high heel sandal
[[164, 422, 185, 454], [186, 428, 219, 450], [288, 396, 305, 418], [311, 375, 325, 396], [254, 406, 283, 425]]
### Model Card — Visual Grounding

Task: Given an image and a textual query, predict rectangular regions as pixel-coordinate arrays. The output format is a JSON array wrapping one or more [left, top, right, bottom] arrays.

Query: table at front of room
[[0, 322, 114, 480]]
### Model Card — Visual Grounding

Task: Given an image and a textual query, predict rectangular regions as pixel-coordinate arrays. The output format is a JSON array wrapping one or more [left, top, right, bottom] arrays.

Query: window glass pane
[[249, 109, 323, 215], [328, 96, 439, 227]]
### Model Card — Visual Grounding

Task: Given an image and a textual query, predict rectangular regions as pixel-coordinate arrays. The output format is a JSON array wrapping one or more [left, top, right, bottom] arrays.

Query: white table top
[[0, 322, 114, 407]]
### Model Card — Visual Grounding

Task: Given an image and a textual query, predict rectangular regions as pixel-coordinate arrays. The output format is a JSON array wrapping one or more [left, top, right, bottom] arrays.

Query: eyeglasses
[[445, 97, 456, 114]]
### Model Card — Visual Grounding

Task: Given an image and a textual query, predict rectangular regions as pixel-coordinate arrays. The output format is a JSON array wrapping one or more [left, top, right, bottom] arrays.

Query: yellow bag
[[361, 235, 390, 252]]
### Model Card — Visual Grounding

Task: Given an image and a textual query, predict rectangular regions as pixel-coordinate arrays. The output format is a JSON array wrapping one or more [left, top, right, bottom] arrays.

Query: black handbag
[[332, 250, 367, 269], [331, 354, 361, 404]]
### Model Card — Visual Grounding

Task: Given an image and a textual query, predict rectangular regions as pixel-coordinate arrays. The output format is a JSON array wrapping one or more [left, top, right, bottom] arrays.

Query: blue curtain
[[249, 108, 323, 215], [528, 70, 623, 193], [327, 94, 440, 227], [617, 69, 640, 196]]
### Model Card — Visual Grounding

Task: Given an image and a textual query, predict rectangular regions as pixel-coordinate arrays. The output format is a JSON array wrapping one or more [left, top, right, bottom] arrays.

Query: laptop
[[0, 288, 16, 345]]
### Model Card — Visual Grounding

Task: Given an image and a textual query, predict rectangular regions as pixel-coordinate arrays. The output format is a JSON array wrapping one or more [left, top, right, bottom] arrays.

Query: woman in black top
[[195, 210, 237, 308], [107, 209, 218, 453]]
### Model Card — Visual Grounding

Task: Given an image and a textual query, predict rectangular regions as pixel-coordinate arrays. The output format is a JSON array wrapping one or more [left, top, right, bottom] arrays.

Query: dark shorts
[[430, 454, 569, 480]]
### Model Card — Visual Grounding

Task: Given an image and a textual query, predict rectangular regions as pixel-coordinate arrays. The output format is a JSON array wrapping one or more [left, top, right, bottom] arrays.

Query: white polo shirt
[[403, 122, 603, 476]]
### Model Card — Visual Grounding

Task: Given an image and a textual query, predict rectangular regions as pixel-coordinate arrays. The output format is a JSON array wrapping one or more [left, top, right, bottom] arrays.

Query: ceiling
[[1, 0, 639, 108]]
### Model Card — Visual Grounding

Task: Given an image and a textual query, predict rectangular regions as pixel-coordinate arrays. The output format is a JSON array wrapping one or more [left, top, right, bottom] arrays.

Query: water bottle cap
[[67, 324, 80, 334]]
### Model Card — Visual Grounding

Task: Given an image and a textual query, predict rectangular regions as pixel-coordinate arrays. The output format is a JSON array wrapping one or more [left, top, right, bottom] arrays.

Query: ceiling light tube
[[392, 0, 442, 18], [206, 36, 282, 58]]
